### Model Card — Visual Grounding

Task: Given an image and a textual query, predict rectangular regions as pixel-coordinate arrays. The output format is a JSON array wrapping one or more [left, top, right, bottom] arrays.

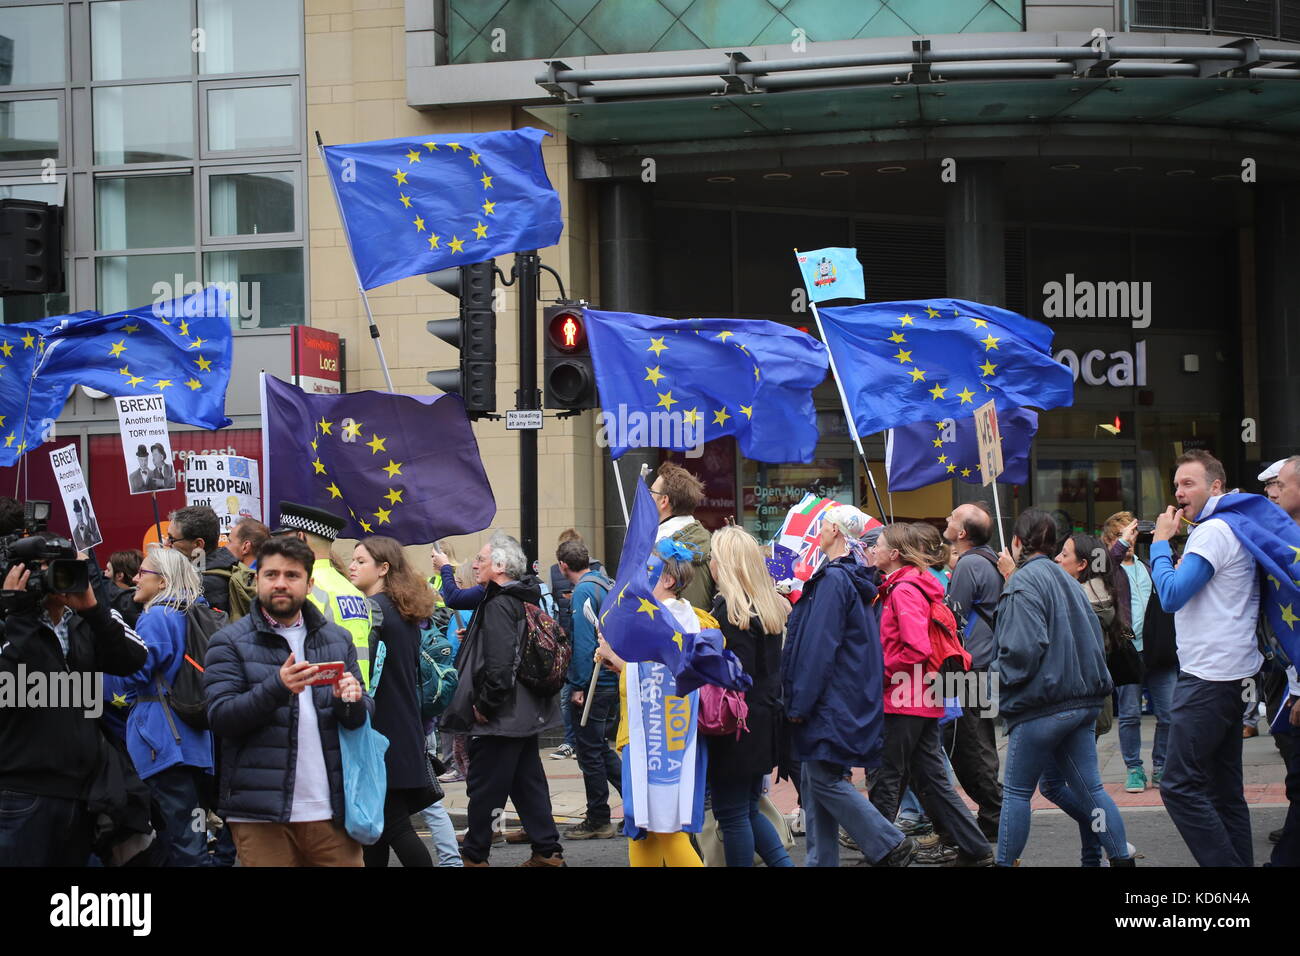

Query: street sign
[[505, 409, 543, 430], [974, 399, 1003, 487]]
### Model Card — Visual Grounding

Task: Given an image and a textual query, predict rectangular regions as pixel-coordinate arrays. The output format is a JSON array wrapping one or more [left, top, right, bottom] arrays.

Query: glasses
[[165, 535, 191, 545], [649, 489, 668, 500], [137, 568, 162, 578]]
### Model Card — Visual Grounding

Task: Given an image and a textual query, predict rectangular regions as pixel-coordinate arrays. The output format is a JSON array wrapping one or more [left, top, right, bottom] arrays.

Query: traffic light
[[426, 260, 496, 417], [544, 304, 597, 410], [0, 199, 64, 295]]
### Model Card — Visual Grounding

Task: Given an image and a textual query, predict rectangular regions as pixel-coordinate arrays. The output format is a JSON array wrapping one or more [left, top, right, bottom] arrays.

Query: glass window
[[0, 287, 69, 325], [203, 246, 303, 327], [91, 0, 191, 81], [206, 85, 294, 153], [96, 174, 194, 249], [742, 456, 854, 543], [209, 170, 294, 236], [0, 98, 59, 163], [0, 180, 62, 205], [199, 0, 301, 74], [0, 5, 66, 87], [93, 84, 193, 164], [97, 252, 195, 313]]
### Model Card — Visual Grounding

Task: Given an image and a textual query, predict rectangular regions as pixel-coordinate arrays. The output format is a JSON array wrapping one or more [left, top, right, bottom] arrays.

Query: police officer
[[271, 501, 374, 688]]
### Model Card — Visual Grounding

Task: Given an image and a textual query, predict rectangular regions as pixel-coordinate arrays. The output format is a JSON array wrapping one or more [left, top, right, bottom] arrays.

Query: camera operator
[[0, 546, 147, 866]]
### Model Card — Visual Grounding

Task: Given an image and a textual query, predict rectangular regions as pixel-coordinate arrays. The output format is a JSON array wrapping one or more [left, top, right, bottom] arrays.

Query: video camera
[[0, 500, 90, 597]]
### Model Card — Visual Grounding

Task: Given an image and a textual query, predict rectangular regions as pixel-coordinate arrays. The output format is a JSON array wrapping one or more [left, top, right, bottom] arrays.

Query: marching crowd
[[1, 448, 1298, 867]]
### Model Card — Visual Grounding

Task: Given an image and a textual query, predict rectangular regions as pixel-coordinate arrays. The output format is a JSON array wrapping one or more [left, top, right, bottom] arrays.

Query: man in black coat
[[0, 551, 147, 865], [166, 505, 239, 613]]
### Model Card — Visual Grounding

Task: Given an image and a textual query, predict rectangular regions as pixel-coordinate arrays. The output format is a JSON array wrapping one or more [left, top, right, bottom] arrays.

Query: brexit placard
[[184, 454, 261, 535]]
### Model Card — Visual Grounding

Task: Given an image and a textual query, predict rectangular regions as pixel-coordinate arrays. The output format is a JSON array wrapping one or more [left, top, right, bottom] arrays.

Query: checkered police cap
[[274, 501, 346, 541]]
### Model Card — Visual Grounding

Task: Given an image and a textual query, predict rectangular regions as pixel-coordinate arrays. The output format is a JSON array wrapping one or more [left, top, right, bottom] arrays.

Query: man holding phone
[[203, 534, 373, 866]]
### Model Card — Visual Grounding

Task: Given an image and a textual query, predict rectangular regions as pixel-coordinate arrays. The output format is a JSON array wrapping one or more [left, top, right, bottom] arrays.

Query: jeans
[[561, 684, 577, 748], [463, 734, 561, 863], [710, 772, 794, 868], [0, 790, 91, 867], [897, 788, 924, 822], [997, 706, 1130, 867], [801, 759, 905, 867], [1160, 673, 1253, 867], [1117, 666, 1178, 772], [421, 800, 464, 867], [146, 765, 209, 867], [575, 684, 623, 825]]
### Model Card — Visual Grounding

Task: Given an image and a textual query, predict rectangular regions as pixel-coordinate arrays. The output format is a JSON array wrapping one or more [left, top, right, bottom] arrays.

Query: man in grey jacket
[[942, 501, 1004, 842], [443, 530, 563, 867]]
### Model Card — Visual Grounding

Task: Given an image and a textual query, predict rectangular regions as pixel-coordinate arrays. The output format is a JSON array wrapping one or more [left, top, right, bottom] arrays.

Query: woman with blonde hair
[[102, 545, 214, 866], [705, 525, 794, 867]]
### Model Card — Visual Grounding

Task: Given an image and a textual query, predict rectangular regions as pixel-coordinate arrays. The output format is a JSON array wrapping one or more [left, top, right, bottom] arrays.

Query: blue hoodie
[[565, 568, 615, 690], [781, 556, 886, 767], [102, 601, 214, 781]]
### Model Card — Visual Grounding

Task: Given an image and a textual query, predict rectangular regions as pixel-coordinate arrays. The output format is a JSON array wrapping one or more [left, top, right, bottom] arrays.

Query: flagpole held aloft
[[315, 131, 395, 392]]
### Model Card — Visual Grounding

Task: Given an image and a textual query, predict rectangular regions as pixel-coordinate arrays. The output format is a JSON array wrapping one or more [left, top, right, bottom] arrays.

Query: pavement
[[412, 714, 1291, 866]]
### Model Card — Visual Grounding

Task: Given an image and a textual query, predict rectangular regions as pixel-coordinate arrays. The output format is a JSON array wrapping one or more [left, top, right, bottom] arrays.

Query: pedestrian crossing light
[[426, 260, 496, 418], [544, 304, 596, 411]]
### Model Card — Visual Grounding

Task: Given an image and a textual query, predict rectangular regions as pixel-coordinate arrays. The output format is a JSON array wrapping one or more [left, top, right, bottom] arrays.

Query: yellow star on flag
[[938, 454, 948, 464], [644, 366, 665, 386], [887, 331, 906, 344], [472, 221, 488, 240], [2, 434, 12, 447], [713, 407, 731, 426], [393, 169, 408, 185], [20, 332, 34, 349], [367, 435, 387, 455], [0, 341, 11, 357], [739, 404, 753, 419], [359, 519, 373, 534], [112, 693, 129, 709], [186, 378, 201, 390], [342, 420, 363, 439], [383, 459, 403, 478], [195, 355, 212, 372], [108, 340, 126, 358], [118, 366, 131, 377], [1289, 545, 1300, 564], [469, 152, 481, 166], [980, 334, 1000, 351], [898, 313, 914, 327], [413, 216, 426, 232], [123, 323, 139, 334], [326, 482, 343, 499], [656, 391, 677, 411], [154, 379, 173, 389], [448, 236, 465, 254], [961, 468, 972, 477], [925, 306, 940, 319], [1269, 575, 1282, 590], [406, 149, 421, 164], [428, 234, 440, 249], [672, 632, 683, 650], [312, 459, 326, 475], [647, 337, 668, 357], [957, 387, 976, 404], [126, 374, 144, 387], [636, 598, 658, 619], [932, 438, 944, 448], [716, 331, 734, 342], [930, 383, 948, 400], [374, 507, 392, 526], [893, 348, 912, 364], [448, 143, 463, 152], [399, 194, 412, 208], [317, 418, 334, 435], [970, 318, 989, 329], [947, 464, 957, 473], [482, 200, 496, 216], [979, 360, 997, 376], [909, 368, 927, 382], [310, 438, 318, 452], [1282, 604, 1300, 630], [188, 337, 206, 350], [683, 408, 700, 426], [480, 173, 493, 189], [423, 142, 439, 152], [178, 320, 190, 337], [384, 488, 404, 505]]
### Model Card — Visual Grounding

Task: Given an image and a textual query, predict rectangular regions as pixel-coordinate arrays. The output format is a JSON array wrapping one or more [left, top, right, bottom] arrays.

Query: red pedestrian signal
[[547, 309, 585, 353], [543, 305, 596, 410]]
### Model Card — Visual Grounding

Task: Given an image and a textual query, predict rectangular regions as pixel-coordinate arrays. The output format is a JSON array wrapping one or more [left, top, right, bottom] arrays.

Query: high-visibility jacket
[[308, 558, 374, 688]]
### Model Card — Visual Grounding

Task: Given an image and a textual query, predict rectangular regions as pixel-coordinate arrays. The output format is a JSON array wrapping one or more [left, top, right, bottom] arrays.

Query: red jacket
[[878, 565, 945, 717]]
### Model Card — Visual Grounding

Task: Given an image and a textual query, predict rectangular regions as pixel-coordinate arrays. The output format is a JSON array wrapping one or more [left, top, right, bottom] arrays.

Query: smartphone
[[1137, 520, 1156, 534], [306, 662, 347, 686]]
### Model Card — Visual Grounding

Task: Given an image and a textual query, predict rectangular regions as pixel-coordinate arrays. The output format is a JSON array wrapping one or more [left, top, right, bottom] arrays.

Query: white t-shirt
[[1174, 517, 1262, 682], [282, 621, 333, 823]]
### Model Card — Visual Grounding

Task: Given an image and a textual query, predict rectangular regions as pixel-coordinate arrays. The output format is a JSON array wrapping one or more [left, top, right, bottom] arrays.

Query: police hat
[[274, 501, 346, 541]]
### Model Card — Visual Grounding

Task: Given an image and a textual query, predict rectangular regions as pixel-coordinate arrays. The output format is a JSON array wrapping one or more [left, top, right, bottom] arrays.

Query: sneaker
[[1152, 768, 1163, 787], [438, 768, 465, 784], [896, 816, 934, 837], [550, 743, 576, 759], [460, 853, 490, 867], [871, 836, 917, 867], [786, 809, 805, 836], [1243, 725, 1259, 739], [1124, 767, 1147, 793], [838, 827, 860, 853], [914, 831, 941, 849], [504, 828, 532, 844], [518, 852, 566, 867], [564, 819, 617, 840], [913, 841, 959, 865], [946, 848, 994, 867]]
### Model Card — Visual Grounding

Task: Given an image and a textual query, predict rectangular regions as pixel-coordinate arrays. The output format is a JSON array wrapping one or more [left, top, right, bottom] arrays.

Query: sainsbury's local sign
[[1054, 340, 1146, 388]]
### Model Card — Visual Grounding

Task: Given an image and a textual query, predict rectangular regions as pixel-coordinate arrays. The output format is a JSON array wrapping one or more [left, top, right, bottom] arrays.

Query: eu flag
[[262, 375, 496, 543], [322, 128, 563, 290], [817, 298, 1074, 436], [1195, 493, 1300, 667], [886, 408, 1038, 492], [585, 310, 828, 463], [36, 287, 234, 431], [598, 479, 749, 695], [0, 313, 95, 467]]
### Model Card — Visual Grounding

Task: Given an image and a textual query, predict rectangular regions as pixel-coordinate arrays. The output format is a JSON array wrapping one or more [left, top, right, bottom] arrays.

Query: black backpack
[[153, 603, 226, 734]]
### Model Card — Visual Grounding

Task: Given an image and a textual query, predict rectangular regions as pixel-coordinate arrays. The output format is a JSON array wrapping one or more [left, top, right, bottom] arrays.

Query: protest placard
[[184, 454, 261, 534], [114, 394, 176, 495], [48, 445, 101, 551]]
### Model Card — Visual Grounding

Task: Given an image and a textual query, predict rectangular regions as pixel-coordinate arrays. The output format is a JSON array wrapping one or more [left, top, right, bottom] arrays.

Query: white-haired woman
[[102, 545, 215, 867], [706, 525, 794, 867]]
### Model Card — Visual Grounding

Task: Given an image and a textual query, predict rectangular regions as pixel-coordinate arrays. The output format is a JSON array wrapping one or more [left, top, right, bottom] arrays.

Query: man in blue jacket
[[556, 538, 619, 839], [203, 534, 372, 867], [781, 505, 915, 868]]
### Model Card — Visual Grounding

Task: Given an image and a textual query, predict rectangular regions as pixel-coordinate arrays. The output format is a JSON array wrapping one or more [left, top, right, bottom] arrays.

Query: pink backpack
[[698, 684, 749, 739]]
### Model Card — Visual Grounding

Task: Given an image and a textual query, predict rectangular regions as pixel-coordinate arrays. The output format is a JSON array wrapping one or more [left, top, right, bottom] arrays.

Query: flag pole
[[797, 250, 889, 525], [611, 458, 630, 526], [314, 131, 395, 392]]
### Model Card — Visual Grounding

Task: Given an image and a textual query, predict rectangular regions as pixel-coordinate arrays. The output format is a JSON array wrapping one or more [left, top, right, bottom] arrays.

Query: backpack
[[515, 603, 571, 697], [203, 564, 254, 621], [419, 617, 460, 720], [698, 684, 749, 739], [154, 602, 226, 734], [895, 578, 971, 675]]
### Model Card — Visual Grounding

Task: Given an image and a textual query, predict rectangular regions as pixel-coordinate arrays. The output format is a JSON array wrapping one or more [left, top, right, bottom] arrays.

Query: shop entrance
[[1034, 455, 1138, 537]]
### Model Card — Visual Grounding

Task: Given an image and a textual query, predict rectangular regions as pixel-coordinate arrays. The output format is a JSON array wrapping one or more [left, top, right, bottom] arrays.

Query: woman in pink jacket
[[868, 523, 992, 867]]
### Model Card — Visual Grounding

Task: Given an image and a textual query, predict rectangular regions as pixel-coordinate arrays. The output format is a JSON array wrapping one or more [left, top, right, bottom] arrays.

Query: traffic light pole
[[517, 250, 540, 569]]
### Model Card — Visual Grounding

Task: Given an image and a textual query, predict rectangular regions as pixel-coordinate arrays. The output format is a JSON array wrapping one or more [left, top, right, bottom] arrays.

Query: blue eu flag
[[818, 298, 1074, 437], [886, 408, 1038, 492], [0, 313, 96, 466], [322, 128, 563, 290], [585, 310, 828, 463], [262, 375, 496, 543], [36, 287, 234, 431]]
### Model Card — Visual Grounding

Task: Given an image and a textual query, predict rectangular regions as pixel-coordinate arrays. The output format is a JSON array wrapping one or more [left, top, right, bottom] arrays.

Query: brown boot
[[457, 830, 503, 845], [461, 853, 490, 867], [504, 829, 531, 844], [518, 852, 566, 867]]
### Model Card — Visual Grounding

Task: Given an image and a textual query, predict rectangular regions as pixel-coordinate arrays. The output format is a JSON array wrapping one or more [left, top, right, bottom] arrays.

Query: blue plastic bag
[[339, 714, 389, 845]]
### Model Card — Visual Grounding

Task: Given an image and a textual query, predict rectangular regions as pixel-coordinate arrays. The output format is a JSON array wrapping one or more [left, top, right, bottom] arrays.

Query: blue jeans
[[801, 759, 905, 867], [561, 683, 577, 748], [997, 706, 1130, 867], [575, 684, 622, 825], [710, 772, 794, 868], [897, 788, 925, 822], [420, 800, 464, 867], [0, 790, 91, 866], [147, 765, 208, 867], [1118, 666, 1178, 772], [1160, 673, 1253, 867]]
